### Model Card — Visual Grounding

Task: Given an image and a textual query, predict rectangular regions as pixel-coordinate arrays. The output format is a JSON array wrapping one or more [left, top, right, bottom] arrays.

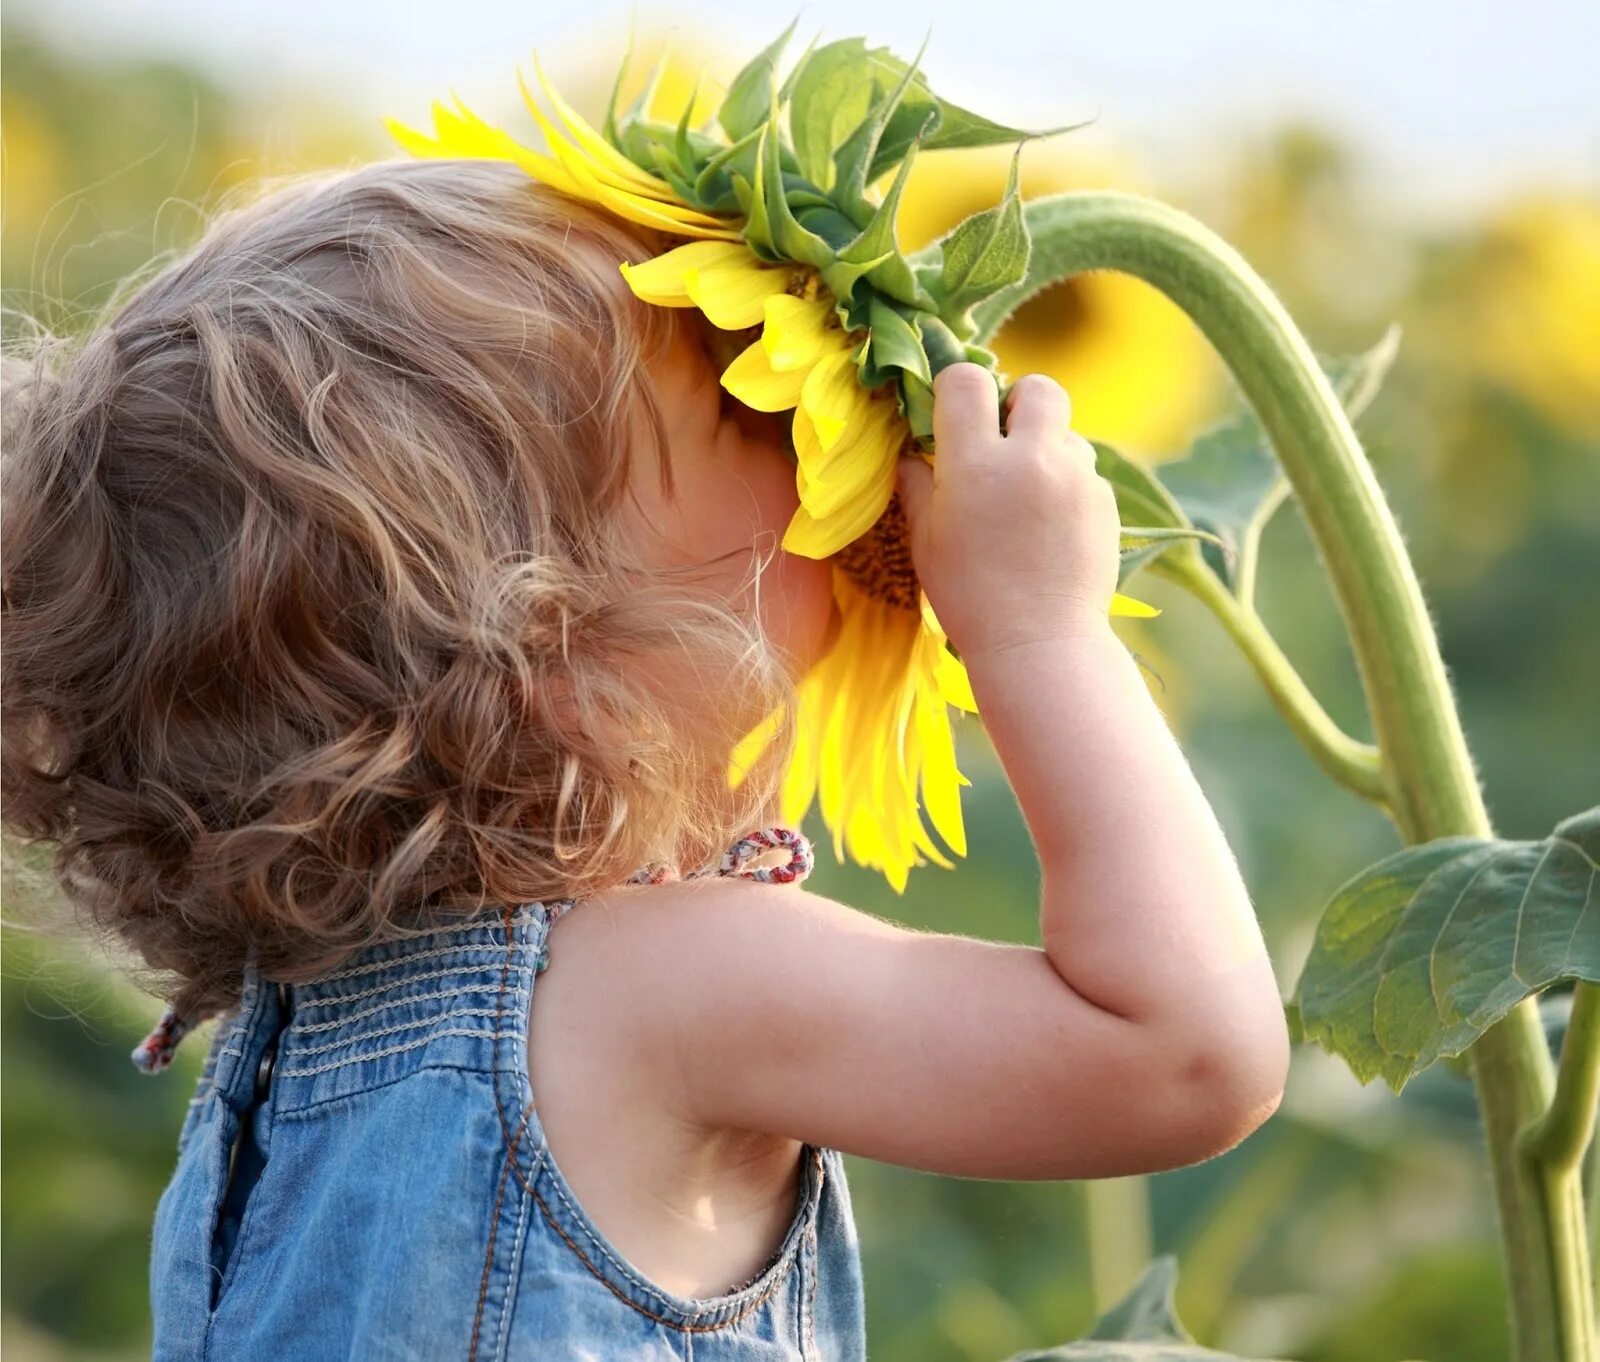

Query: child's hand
[[895, 363, 1121, 657]]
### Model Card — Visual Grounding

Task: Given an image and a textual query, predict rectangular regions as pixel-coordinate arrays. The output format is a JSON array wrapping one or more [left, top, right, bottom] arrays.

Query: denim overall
[[147, 828, 866, 1360]]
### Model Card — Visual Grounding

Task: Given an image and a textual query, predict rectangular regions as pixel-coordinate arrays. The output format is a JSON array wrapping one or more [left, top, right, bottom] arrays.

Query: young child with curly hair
[[1, 156, 1289, 1360]]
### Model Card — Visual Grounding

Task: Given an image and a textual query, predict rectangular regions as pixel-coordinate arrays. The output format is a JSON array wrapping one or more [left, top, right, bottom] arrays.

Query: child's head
[[2, 157, 835, 1021]]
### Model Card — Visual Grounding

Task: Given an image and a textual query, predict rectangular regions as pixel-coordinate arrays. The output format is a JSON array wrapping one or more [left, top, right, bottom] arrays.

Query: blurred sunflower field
[[3, 16, 1598, 1362]]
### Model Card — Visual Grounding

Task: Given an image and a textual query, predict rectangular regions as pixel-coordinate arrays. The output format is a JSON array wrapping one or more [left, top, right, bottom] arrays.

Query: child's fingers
[[895, 452, 934, 529], [1002, 373, 1073, 443], [931, 362, 1001, 455]]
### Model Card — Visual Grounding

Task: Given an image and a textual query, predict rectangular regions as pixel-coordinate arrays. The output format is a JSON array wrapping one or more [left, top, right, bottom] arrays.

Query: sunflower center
[[834, 483, 921, 612]]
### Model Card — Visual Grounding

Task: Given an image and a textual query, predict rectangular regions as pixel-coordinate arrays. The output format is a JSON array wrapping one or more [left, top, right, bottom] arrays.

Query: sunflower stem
[[1521, 983, 1600, 1173], [974, 190, 1589, 1362], [1156, 555, 1385, 804]]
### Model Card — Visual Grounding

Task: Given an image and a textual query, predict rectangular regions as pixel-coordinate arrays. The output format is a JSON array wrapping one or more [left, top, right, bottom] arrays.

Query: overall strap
[[132, 824, 814, 1073]]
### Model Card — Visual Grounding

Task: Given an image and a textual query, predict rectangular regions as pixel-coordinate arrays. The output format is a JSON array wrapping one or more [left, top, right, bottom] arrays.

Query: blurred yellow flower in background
[[892, 142, 1224, 460], [0, 91, 66, 235], [1450, 196, 1600, 436]]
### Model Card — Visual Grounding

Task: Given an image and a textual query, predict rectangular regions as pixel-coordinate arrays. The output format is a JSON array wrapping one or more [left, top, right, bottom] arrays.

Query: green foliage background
[[3, 22, 1597, 1362]]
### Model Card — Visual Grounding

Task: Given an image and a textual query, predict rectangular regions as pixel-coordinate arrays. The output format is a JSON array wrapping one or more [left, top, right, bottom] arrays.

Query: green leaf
[[692, 123, 764, 209], [1091, 442, 1188, 529], [861, 51, 1087, 187], [934, 143, 1031, 339], [788, 39, 877, 194], [862, 295, 931, 387], [832, 29, 933, 214], [898, 370, 935, 442], [718, 16, 801, 143], [1004, 1257, 1280, 1360], [601, 24, 640, 149], [796, 205, 861, 250], [914, 312, 967, 376], [1291, 806, 1600, 1092], [1159, 326, 1402, 589], [759, 93, 839, 269], [836, 110, 938, 308], [1085, 442, 1198, 583], [612, 38, 671, 142], [820, 254, 895, 312], [921, 101, 1090, 158]]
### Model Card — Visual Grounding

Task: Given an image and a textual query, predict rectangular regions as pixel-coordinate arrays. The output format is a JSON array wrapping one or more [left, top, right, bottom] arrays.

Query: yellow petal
[[519, 65, 698, 211], [779, 673, 824, 828], [798, 349, 860, 451], [382, 113, 448, 159], [915, 676, 968, 857], [793, 401, 902, 519], [684, 256, 794, 330], [795, 445, 884, 525], [1110, 592, 1161, 618], [588, 178, 745, 240], [619, 240, 748, 307], [514, 82, 737, 236], [526, 52, 679, 199], [721, 337, 807, 411], [781, 456, 896, 558], [932, 644, 979, 715], [762, 295, 842, 372], [387, 97, 585, 196]]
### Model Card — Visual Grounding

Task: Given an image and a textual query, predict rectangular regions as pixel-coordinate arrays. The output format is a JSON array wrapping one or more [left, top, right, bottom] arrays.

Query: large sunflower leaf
[[1289, 806, 1600, 1092], [1159, 326, 1401, 590], [718, 16, 801, 143], [1004, 1257, 1282, 1361]]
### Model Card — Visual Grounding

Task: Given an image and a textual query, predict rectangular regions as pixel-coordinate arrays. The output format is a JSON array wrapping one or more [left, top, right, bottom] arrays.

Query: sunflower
[[384, 28, 1159, 892]]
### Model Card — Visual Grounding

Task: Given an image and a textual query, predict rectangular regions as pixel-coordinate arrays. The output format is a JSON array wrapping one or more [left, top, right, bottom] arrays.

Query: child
[[1, 157, 1290, 1360]]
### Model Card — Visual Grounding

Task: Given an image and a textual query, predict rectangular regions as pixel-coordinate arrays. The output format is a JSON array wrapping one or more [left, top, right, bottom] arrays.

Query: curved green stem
[[1516, 983, 1600, 1343], [983, 191, 1589, 1362], [973, 193, 1484, 842], [1522, 985, 1600, 1173], [1159, 557, 1386, 804]]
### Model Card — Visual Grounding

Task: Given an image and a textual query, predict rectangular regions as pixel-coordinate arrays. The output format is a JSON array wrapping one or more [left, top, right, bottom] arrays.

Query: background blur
[[3, 4, 1597, 1359]]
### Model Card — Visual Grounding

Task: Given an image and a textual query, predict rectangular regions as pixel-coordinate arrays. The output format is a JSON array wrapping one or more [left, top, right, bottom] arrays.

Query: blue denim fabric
[[150, 902, 866, 1360]]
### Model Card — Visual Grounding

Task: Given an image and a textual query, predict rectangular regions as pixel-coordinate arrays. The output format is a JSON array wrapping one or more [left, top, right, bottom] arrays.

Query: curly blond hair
[[2, 158, 798, 1023]]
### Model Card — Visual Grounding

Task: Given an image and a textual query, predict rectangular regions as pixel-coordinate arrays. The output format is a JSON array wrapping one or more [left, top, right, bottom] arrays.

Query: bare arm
[[966, 625, 1282, 1041], [554, 363, 1288, 1181]]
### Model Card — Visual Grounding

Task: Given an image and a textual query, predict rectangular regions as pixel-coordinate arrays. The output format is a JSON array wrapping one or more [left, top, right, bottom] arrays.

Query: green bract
[[600, 18, 1088, 442]]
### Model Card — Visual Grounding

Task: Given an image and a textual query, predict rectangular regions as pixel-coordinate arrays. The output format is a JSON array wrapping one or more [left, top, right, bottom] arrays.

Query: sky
[[15, 0, 1600, 221]]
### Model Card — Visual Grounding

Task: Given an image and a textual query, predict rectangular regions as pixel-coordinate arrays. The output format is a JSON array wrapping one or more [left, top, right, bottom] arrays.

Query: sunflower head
[[383, 23, 1162, 892]]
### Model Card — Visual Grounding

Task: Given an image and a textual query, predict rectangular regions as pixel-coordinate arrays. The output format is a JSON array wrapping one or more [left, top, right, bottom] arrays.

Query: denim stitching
[[312, 939, 537, 984], [292, 966, 530, 1013], [470, 1139, 515, 1362], [522, 1184, 794, 1333], [272, 1064, 505, 1118], [285, 1007, 507, 1057], [295, 982, 529, 1032], [492, 1169, 530, 1362], [274, 1027, 505, 1077]]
